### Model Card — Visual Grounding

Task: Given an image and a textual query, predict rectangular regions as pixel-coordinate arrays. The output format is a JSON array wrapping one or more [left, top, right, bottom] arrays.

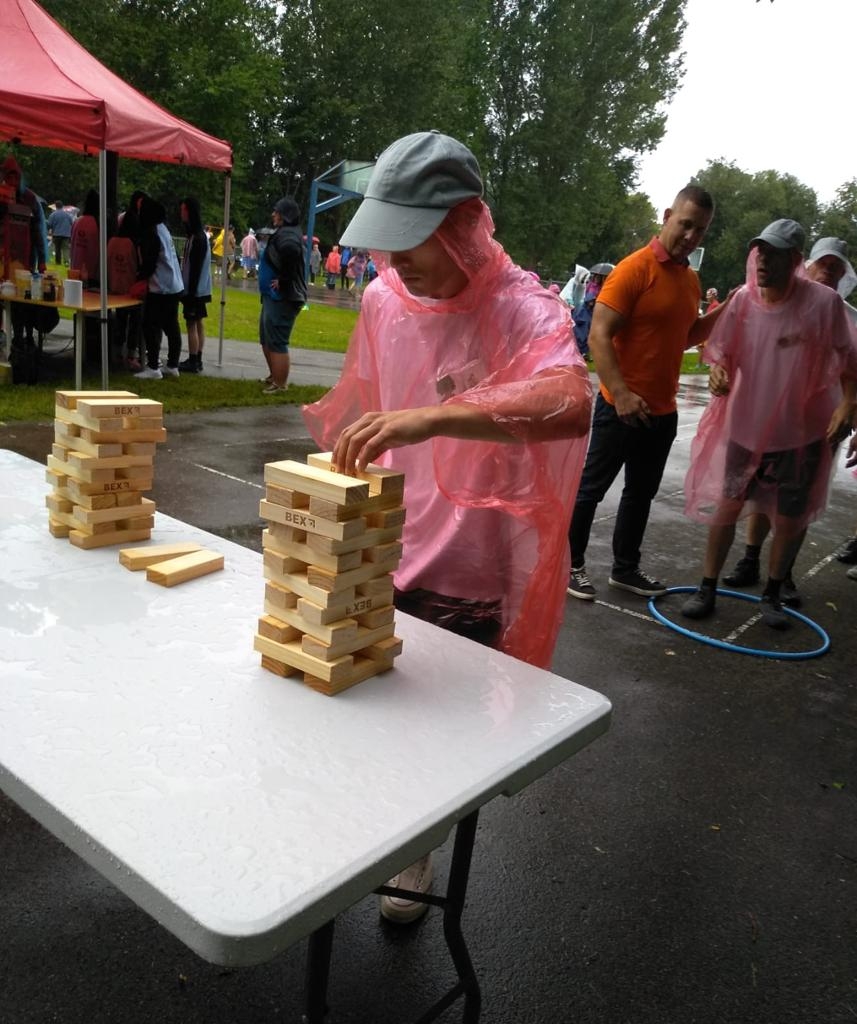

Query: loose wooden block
[[119, 542, 204, 570], [264, 580, 299, 610], [260, 654, 301, 679], [257, 614, 301, 644], [262, 529, 363, 574], [69, 526, 152, 549], [75, 398, 164, 419], [301, 622, 395, 662], [55, 390, 139, 411], [306, 559, 393, 594], [73, 497, 153, 526], [264, 460, 369, 506], [307, 452, 405, 496], [259, 499, 365, 542], [264, 484, 309, 509], [50, 443, 68, 461], [146, 549, 224, 587]]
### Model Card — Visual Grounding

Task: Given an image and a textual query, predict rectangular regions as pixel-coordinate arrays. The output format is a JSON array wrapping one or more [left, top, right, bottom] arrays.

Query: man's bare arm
[[589, 303, 652, 425]]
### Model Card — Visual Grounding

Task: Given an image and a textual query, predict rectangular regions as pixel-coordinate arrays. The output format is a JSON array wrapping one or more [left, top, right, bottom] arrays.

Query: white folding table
[[0, 448, 611, 1022]]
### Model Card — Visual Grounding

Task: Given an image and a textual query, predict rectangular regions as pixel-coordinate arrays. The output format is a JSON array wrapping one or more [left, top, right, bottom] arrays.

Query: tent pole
[[217, 172, 232, 368], [98, 150, 109, 390]]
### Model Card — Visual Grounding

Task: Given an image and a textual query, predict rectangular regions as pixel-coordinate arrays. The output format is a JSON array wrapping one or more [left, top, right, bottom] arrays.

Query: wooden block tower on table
[[45, 391, 166, 549], [254, 452, 406, 695]]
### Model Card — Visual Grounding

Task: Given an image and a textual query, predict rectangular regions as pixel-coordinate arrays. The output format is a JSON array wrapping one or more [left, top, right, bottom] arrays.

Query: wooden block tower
[[254, 452, 406, 695], [45, 390, 166, 549]]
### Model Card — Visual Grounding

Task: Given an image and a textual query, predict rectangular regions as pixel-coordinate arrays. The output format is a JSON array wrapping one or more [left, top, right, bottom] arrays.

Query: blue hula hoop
[[648, 586, 830, 660]]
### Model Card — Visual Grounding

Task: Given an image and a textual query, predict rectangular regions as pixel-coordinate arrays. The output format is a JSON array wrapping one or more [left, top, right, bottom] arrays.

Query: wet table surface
[[0, 448, 611, 967]]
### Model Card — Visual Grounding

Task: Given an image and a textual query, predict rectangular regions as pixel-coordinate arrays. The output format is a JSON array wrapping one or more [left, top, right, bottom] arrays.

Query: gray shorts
[[259, 297, 301, 354]]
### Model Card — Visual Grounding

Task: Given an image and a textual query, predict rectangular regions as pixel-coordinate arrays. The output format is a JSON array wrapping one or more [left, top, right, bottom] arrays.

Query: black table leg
[[303, 918, 335, 1024]]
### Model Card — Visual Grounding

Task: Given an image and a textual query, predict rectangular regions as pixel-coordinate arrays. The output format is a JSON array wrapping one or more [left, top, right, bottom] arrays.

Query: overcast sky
[[636, 0, 856, 211]]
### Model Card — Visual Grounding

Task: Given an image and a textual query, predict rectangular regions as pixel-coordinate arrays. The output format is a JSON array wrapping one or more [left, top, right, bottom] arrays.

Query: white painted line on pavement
[[192, 463, 264, 489], [592, 598, 660, 624]]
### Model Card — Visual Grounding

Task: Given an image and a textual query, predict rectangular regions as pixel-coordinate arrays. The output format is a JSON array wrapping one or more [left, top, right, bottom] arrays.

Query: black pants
[[53, 236, 68, 264], [143, 292, 182, 370], [394, 588, 502, 650], [568, 394, 677, 575]]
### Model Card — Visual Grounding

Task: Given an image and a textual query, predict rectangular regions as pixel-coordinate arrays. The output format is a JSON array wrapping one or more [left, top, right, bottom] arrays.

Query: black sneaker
[[835, 537, 857, 564], [681, 586, 716, 619], [781, 573, 802, 608], [723, 556, 760, 587], [759, 593, 790, 630], [608, 568, 666, 597], [567, 566, 596, 601], [178, 356, 200, 373]]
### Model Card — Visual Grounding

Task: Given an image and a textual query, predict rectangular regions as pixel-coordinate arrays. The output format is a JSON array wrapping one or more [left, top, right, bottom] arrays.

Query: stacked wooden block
[[45, 390, 166, 550], [253, 452, 406, 695]]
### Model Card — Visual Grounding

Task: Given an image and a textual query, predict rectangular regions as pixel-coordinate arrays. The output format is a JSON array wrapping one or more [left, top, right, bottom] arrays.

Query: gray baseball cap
[[808, 236, 857, 297], [749, 218, 805, 252], [340, 131, 483, 251]]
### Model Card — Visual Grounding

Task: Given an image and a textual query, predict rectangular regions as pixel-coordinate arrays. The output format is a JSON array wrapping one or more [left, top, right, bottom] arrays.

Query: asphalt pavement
[[1, 340, 856, 1024]]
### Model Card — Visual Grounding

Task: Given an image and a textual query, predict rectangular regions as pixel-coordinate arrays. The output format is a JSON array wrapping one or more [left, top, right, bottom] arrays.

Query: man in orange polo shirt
[[567, 184, 723, 599]]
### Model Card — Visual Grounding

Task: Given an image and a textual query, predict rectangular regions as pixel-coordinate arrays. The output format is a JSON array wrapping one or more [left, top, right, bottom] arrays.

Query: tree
[[482, 0, 687, 277], [691, 160, 819, 296], [21, 0, 687, 272]]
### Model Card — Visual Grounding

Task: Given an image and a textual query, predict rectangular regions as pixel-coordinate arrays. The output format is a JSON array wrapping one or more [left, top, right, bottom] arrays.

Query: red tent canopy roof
[[0, 0, 232, 171]]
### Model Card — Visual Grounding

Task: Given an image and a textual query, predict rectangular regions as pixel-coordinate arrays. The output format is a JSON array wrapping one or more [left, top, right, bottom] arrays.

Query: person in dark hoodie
[[132, 196, 184, 380], [258, 196, 307, 393]]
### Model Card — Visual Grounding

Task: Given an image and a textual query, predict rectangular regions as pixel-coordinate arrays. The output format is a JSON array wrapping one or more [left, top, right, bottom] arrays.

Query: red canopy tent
[[0, 0, 234, 384]]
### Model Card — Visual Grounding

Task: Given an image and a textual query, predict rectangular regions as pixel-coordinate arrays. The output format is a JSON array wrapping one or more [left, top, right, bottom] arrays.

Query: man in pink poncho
[[681, 219, 857, 629], [303, 130, 592, 922]]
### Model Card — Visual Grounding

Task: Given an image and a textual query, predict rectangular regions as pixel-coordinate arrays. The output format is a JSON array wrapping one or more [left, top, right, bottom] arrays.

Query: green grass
[[210, 286, 358, 351], [0, 372, 327, 423]]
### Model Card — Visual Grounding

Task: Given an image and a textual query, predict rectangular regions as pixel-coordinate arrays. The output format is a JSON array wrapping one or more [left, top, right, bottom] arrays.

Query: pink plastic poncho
[[303, 199, 592, 668], [684, 249, 857, 529]]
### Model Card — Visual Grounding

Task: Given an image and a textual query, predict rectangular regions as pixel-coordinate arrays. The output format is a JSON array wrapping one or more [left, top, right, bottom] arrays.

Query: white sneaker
[[379, 853, 433, 924], [161, 365, 180, 377], [134, 366, 162, 380]]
